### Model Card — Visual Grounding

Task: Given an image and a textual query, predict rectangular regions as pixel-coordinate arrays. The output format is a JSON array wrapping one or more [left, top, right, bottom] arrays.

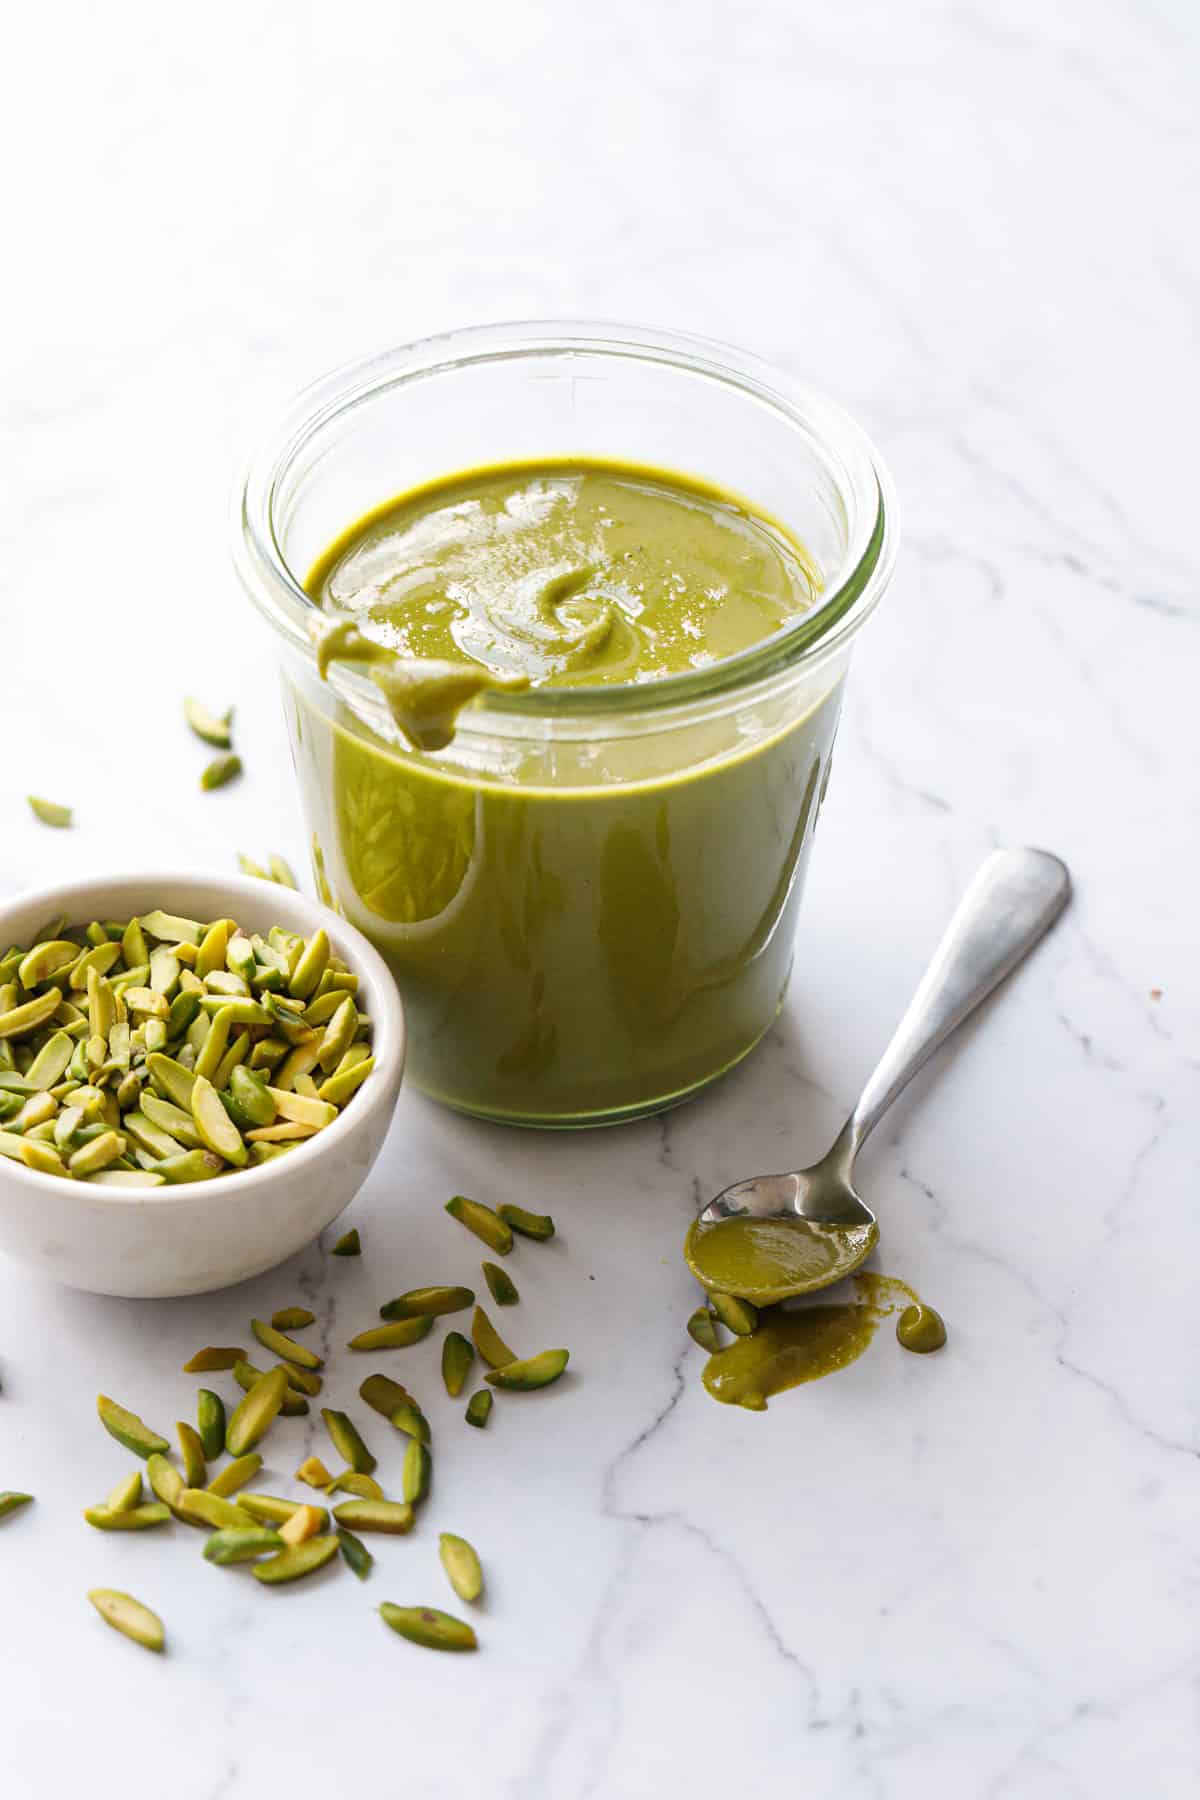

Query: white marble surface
[[2, 2, 1197, 1794]]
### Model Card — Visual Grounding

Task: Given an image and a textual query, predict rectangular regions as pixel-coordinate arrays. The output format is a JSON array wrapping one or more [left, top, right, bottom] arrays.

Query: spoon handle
[[837, 847, 1071, 1162]]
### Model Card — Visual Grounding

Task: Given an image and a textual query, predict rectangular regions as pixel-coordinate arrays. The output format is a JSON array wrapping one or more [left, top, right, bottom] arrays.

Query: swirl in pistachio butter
[[307, 459, 820, 748]]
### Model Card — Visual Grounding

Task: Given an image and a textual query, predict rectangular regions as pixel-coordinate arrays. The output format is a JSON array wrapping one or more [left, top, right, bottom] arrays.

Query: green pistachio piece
[[288, 929, 330, 1001], [190, 1073, 247, 1166], [155, 1149, 227, 1183], [337, 1526, 373, 1580], [176, 1489, 254, 1531], [84, 1502, 172, 1531], [497, 1203, 556, 1241], [252, 1535, 339, 1584], [710, 1293, 758, 1336], [441, 1331, 475, 1398], [139, 911, 203, 946], [445, 1194, 513, 1255], [239, 1493, 328, 1530], [104, 1470, 144, 1513], [176, 1422, 207, 1488], [325, 1471, 384, 1500], [470, 1306, 517, 1370], [401, 1439, 432, 1505], [97, 1395, 169, 1460], [346, 1317, 434, 1352], [379, 1285, 475, 1321], [203, 1527, 285, 1565], [200, 753, 243, 791], [687, 1307, 722, 1353], [225, 1366, 289, 1456], [270, 1306, 315, 1331], [464, 1390, 493, 1429], [251, 1317, 322, 1371], [184, 697, 234, 748], [196, 1389, 227, 1460], [332, 1499, 414, 1536], [379, 1603, 477, 1652], [268, 855, 298, 889], [320, 1408, 376, 1475], [484, 1349, 570, 1391], [145, 1455, 184, 1510], [358, 1373, 414, 1419], [438, 1533, 484, 1603], [331, 1227, 362, 1257], [481, 1262, 519, 1307], [27, 796, 73, 828], [88, 1589, 164, 1651], [206, 1454, 263, 1498]]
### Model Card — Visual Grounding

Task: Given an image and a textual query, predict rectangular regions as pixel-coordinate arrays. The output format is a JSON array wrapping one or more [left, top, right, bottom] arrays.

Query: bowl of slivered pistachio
[[0, 872, 405, 1297]]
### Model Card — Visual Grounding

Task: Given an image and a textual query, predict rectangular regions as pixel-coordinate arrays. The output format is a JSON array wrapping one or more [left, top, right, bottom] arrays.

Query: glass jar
[[234, 321, 898, 1127]]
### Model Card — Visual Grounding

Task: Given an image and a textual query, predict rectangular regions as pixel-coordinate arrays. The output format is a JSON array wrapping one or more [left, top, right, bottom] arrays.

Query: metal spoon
[[685, 847, 1072, 1303]]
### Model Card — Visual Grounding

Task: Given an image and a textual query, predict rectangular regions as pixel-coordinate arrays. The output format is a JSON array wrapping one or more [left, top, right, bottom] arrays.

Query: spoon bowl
[[686, 848, 1071, 1305]]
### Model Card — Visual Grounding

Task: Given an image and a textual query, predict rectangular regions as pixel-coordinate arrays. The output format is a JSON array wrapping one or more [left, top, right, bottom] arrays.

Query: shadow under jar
[[235, 322, 898, 1128]]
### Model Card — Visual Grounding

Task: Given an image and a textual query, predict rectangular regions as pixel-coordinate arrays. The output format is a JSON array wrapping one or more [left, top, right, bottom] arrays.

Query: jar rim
[[232, 319, 899, 731]]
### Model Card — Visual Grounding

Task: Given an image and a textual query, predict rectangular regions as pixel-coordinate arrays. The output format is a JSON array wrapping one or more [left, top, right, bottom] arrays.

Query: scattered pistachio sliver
[[105, 1470, 144, 1513], [203, 1527, 285, 1565], [441, 1331, 475, 1398], [226, 1366, 289, 1456], [176, 1422, 207, 1488], [268, 856, 298, 890], [146, 1455, 184, 1510], [278, 1504, 324, 1548], [686, 1307, 722, 1353], [184, 697, 234, 749], [251, 1316, 323, 1371], [253, 1536, 339, 1584], [482, 1262, 519, 1307], [271, 1306, 315, 1332], [321, 1408, 376, 1475], [97, 1394, 169, 1460], [84, 1502, 172, 1531], [445, 1194, 513, 1255], [710, 1293, 758, 1337], [332, 1499, 414, 1536], [207, 1453, 262, 1498], [347, 1318, 434, 1353], [485, 1349, 570, 1391], [465, 1390, 493, 1429], [379, 1603, 477, 1652], [27, 795, 73, 828], [358, 1373, 414, 1420], [88, 1589, 164, 1652], [401, 1439, 432, 1505], [176, 1489, 254, 1531], [325, 1471, 384, 1500], [379, 1285, 474, 1322], [296, 1455, 335, 1489], [439, 1533, 484, 1604], [471, 1306, 517, 1370], [337, 1526, 373, 1580], [497, 1203, 556, 1241], [182, 1346, 245, 1374], [239, 1493, 328, 1531], [200, 753, 243, 792], [0, 1491, 35, 1519], [331, 1227, 361, 1256]]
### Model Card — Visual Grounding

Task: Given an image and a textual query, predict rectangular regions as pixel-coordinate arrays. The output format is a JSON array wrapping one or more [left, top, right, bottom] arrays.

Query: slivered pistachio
[[278, 1504, 324, 1548], [140, 910, 203, 945], [471, 1306, 517, 1370], [445, 1195, 513, 1256], [97, 1395, 169, 1459], [268, 855, 298, 889], [156, 1149, 226, 1183], [204, 968, 250, 999], [465, 1390, 493, 1429], [401, 1439, 432, 1504], [124, 1111, 185, 1162], [0, 1491, 34, 1519], [263, 1087, 337, 1130], [0, 990, 62, 1039], [321, 1408, 376, 1475], [337, 1526, 373, 1580], [88, 1589, 164, 1652], [84, 1502, 171, 1531], [191, 1074, 247, 1166], [439, 1534, 484, 1604], [148, 945, 180, 996], [239, 1493, 328, 1530], [316, 996, 357, 1071], [226, 1366, 289, 1456], [686, 1307, 722, 1353], [380, 1285, 474, 1322], [25, 1032, 75, 1090], [194, 1007, 232, 1083], [27, 795, 73, 828], [184, 697, 234, 748], [325, 1471, 384, 1500], [105, 1469, 144, 1513], [279, 1360, 322, 1398], [358, 1373, 414, 1419], [146, 1454, 184, 1509], [253, 1536, 339, 1584], [710, 1293, 758, 1336], [388, 1401, 432, 1444], [176, 1489, 254, 1531], [288, 929, 329, 1000], [197, 1389, 227, 1460], [68, 1130, 123, 1176], [482, 1262, 519, 1307], [497, 1203, 556, 1241], [332, 1499, 414, 1536], [441, 1331, 475, 1398], [232, 1359, 309, 1415], [238, 853, 268, 878], [86, 1168, 167, 1187], [141, 1092, 203, 1148], [319, 1055, 375, 1106], [485, 1349, 570, 1391], [146, 1052, 195, 1110], [347, 1318, 434, 1352], [200, 753, 243, 791], [194, 918, 232, 979], [296, 1455, 334, 1488], [206, 1452, 262, 1497], [203, 1527, 285, 1565], [225, 1065, 275, 1130], [177, 1422, 208, 1488], [196, 994, 273, 1026], [331, 1227, 361, 1256], [251, 1317, 322, 1370], [379, 1603, 477, 1652], [271, 1306, 315, 1332], [212, 1029, 253, 1092]]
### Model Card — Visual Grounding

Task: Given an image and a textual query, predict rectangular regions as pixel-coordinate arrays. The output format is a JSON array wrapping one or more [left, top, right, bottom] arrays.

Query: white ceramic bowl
[[0, 871, 405, 1297]]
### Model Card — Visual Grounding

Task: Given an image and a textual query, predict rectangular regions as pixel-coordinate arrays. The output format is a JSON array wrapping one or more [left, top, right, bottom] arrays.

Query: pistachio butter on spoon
[[686, 848, 1071, 1304]]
